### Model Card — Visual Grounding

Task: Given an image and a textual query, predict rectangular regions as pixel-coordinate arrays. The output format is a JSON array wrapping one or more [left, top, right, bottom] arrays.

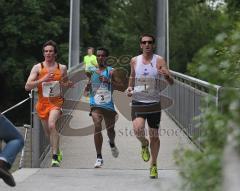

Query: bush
[[177, 21, 240, 191]]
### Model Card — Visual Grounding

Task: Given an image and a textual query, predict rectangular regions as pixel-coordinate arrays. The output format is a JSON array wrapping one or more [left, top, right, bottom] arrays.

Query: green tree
[[100, 0, 155, 57], [169, 0, 227, 73], [0, 0, 70, 124], [80, 0, 112, 57], [225, 0, 240, 19], [178, 2, 240, 189]]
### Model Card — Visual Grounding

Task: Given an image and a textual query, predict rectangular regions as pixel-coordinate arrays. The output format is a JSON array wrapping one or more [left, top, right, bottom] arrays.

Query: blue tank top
[[89, 67, 115, 111]]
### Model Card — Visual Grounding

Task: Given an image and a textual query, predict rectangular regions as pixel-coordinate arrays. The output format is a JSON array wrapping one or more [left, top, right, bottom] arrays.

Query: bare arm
[[83, 80, 91, 97], [25, 63, 58, 91], [126, 57, 137, 97], [60, 64, 68, 82], [60, 64, 73, 87], [111, 68, 128, 92], [156, 56, 174, 85], [128, 57, 136, 88], [25, 64, 41, 91], [126, 57, 136, 96]]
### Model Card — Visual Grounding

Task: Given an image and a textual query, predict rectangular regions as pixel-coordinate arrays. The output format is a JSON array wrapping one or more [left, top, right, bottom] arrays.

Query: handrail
[[1, 92, 32, 115], [170, 70, 222, 107], [170, 70, 221, 91]]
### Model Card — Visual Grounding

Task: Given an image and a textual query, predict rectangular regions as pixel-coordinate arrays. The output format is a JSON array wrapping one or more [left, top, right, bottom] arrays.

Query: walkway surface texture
[[0, 106, 195, 191]]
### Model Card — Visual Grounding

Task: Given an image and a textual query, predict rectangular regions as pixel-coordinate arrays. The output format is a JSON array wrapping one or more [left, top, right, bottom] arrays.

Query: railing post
[[31, 90, 41, 167], [30, 90, 33, 167]]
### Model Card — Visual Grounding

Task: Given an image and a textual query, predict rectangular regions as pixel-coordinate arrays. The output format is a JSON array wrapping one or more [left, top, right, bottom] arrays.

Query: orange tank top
[[37, 63, 63, 105]]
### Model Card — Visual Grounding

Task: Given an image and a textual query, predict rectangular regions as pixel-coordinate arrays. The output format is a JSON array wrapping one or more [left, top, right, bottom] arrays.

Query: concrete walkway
[[0, 107, 194, 191]]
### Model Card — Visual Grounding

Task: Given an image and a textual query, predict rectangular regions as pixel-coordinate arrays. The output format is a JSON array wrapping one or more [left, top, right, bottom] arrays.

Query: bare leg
[[91, 111, 103, 156], [149, 128, 160, 165], [48, 109, 61, 155], [104, 113, 116, 144], [133, 117, 148, 146]]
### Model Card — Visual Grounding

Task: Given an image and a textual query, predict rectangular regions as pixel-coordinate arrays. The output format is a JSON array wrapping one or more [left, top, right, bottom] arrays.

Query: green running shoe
[[150, 165, 158, 179], [57, 150, 63, 162], [51, 159, 60, 167], [141, 145, 150, 162]]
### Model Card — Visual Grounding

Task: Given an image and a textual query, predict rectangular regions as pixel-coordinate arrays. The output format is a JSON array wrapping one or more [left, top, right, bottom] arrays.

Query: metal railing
[[165, 72, 240, 191], [165, 70, 221, 147]]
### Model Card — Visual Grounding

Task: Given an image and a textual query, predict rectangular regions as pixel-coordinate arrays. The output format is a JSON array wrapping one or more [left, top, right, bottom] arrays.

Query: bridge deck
[[0, 109, 195, 191]]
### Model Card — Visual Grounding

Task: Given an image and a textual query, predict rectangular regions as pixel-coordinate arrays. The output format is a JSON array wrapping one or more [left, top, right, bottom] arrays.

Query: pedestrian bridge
[[0, 66, 222, 191]]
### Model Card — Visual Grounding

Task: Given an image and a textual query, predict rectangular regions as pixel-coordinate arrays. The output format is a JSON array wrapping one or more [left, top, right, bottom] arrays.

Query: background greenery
[[1, 1, 240, 190], [178, 1, 240, 191], [0, 0, 227, 124]]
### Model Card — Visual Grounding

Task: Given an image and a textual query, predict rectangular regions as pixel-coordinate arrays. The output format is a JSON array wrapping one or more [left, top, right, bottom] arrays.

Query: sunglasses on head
[[141, 41, 153, 45]]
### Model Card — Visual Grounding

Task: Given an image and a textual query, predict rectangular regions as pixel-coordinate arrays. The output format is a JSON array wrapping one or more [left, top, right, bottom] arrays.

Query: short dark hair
[[42, 40, 58, 54], [97, 47, 109, 57], [139, 33, 155, 44], [87, 47, 94, 51]]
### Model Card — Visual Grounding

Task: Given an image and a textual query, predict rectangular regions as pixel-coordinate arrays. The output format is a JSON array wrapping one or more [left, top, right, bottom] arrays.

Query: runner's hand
[[99, 75, 109, 83], [41, 72, 55, 82], [60, 80, 74, 88], [84, 82, 91, 92], [158, 66, 170, 79], [126, 87, 133, 97]]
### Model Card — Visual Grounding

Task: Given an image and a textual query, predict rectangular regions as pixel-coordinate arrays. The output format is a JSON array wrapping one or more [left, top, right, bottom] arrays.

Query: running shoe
[[94, 158, 103, 168], [141, 145, 150, 162], [150, 165, 158, 179], [51, 159, 60, 167], [111, 146, 119, 158], [108, 140, 119, 158], [57, 150, 63, 162]]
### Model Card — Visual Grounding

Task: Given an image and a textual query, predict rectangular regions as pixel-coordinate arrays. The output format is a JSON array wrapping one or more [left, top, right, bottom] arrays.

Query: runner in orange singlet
[[25, 40, 70, 167], [36, 62, 64, 119]]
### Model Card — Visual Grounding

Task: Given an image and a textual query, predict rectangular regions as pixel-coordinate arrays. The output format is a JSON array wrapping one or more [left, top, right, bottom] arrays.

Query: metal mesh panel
[[165, 71, 221, 147]]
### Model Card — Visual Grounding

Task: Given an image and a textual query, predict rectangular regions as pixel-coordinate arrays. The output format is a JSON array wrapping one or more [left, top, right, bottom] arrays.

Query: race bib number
[[42, 81, 61, 97], [134, 77, 156, 94], [94, 87, 111, 105]]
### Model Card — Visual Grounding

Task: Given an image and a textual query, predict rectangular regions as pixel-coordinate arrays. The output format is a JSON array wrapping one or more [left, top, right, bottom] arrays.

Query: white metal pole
[[68, 0, 73, 69], [156, 0, 166, 59], [68, 0, 80, 69], [166, 0, 169, 67]]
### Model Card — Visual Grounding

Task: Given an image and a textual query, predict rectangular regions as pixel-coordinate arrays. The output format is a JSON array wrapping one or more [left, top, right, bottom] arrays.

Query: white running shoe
[[111, 146, 119, 158], [94, 158, 103, 168]]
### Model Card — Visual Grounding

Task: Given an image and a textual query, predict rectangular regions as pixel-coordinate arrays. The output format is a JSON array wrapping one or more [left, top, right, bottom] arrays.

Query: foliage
[[188, 23, 240, 86], [178, 7, 240, 190], [175, 106, 228, 191], [0, 0, 70, 124], [101, 0, 155, 57], [188, 20, 240, 149], [80, 0, 112, 55], [225, 0, 240, 19], [169, 0, 228, 73], [103, 0, 226, 76]]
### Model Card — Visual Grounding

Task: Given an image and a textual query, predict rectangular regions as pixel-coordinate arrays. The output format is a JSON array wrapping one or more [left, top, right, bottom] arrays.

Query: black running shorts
[[131, 101, 161, 129]]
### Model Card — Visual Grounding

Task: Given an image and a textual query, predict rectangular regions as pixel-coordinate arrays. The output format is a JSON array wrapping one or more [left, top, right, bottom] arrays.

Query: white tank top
[[133, 54, 161, 103]]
